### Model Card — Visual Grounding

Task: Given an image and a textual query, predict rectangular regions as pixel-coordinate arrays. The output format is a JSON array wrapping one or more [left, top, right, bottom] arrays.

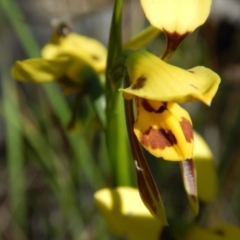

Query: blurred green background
[[1, 0, 240, 239]]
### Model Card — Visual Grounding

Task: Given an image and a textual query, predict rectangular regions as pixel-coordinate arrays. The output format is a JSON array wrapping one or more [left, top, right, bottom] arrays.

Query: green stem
[[105, 0, 131, 186]]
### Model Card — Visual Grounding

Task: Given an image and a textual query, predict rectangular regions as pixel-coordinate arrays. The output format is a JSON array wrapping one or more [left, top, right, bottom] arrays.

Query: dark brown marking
[[132, 75, 146, 89], [160, 129, 177, 145], [213, 229, 225, 236], [142, 99, 167, 113], [190, 194, 197, 203], [180, 117, 193, 143], [162, 102, 167, 107], [162, 30, 190, 60], [91, 55, 100, 61], [140, 127, 177, 150], [137, 170, 158, 214]]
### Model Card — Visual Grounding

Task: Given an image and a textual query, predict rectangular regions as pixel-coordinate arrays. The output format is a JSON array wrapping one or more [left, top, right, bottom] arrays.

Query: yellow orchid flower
[[11, 30, 107, 94], [94, 187, 163, 240], [110, 49, 220, 217], [113, 49, 220, 162], [140, 0, 212, 60]]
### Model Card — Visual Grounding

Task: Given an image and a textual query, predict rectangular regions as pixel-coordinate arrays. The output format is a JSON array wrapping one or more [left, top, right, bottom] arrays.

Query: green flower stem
[[105, 0, 132, 186], [107, 93, 132, 186]]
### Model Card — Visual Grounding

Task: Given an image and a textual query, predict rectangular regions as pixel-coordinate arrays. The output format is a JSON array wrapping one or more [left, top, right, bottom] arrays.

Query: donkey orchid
[[12, 31, 107, 94]]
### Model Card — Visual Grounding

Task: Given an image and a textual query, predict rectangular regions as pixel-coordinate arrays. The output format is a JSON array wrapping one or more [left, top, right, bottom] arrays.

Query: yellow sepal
[[209, 223, 240, 239], [193, 132, 218, 202], [11, 57, 72, 83], [184, 223, 240, 240], [134, 99, 193, 161], [94, 187, 163, 240], [42, 33, 107, 73], [140, 0, 212, 34], [119, 50, 220, 106]]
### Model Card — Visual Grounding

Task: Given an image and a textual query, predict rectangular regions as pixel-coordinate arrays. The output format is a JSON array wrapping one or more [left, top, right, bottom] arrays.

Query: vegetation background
[[1, 0, 240, 239]]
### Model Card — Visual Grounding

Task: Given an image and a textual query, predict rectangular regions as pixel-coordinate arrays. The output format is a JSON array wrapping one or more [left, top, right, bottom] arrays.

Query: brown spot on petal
[[140, 127, 177, 150], [214, 229, 225, 236], [132, 75, 146, 89], [190, 194, 197, 203], [180, 117, 193, 143], [142, 99, 167, 113], [91, 55, 100, 61]]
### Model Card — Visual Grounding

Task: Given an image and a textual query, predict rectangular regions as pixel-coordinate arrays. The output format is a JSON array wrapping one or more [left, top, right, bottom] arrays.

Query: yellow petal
[[193, 132, 218, 202], [209, 223, 240, 239], [119, 50, 220, 105], [134, 99, 193, 161], [184, 223, 240, 240], [140, 0, 212, 34], [123, 25, 160, 50], [42, 33, 107, 72], [11, 57, 71, 83], [94, 187, 163, 240]]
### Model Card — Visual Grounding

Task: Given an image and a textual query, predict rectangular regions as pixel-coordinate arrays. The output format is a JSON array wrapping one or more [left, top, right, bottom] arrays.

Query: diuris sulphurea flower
[[111, 49, 220, 162], [12, 29, 107, 95], [110, 48, 219, 218], [140, 0, 212, 60]]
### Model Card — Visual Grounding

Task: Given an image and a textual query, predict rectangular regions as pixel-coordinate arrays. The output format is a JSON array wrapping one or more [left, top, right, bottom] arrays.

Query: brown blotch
[[142, 99, 167, 113], [162, 30, 190, 60], [132, 75, 146, 89], [180, 117, 193, 143], [91, 55, 100, 61], [140, 127, 177, 150], [213, 229, 225, 236], [190, 194, 197, 203]]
